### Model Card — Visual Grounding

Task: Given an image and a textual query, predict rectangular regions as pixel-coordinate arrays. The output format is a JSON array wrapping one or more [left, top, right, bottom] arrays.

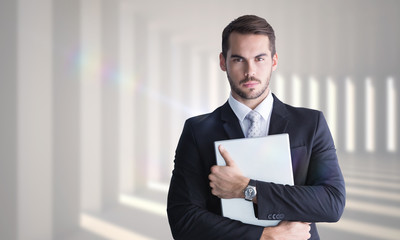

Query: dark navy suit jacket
[[167, 94, 346, 240]]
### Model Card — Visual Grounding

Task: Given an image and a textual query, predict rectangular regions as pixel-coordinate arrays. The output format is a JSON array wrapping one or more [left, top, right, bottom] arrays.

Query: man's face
[[220, 32, 277, 103]]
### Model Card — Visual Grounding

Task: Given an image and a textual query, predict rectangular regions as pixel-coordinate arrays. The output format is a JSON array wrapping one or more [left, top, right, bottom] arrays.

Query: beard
[[227, 72, 270, 100]]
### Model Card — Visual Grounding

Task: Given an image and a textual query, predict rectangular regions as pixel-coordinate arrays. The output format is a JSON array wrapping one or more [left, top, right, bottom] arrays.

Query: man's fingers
[[218, 145, 235, 166]]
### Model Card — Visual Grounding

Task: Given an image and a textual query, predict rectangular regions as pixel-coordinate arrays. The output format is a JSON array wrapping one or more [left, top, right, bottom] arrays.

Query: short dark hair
[[222, 15, 276, 59]]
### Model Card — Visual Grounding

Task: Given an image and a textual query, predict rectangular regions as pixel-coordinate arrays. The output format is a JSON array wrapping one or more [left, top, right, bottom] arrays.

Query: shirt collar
[[228, 91, 274, 122]]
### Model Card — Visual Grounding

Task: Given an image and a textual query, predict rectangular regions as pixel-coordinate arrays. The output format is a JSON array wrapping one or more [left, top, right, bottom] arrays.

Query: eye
[[232, 58, 243, 62], [256, 57, 264, 61]]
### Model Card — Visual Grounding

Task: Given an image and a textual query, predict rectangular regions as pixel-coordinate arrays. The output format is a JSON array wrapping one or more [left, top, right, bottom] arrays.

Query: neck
[[232, 89, 270, 110]]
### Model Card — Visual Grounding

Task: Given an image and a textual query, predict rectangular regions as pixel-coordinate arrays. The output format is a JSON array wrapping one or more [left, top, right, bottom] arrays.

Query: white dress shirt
[[228, 92, 274, 138]]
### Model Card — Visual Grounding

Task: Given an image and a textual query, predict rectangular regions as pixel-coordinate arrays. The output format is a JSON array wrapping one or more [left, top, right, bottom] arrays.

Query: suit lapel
[[220, 94, 289, 138], [220, 102, 245, 139], [268, 94, 289, 135]]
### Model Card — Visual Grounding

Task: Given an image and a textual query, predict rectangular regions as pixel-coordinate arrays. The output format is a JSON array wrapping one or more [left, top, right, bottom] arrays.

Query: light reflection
[[273, 73, 286, 102], [308, 76, 319, 110], [119, 194, 166, 217], [80, 213, 153, 240], [346, 186, 400, 202], [327, 77, 337, 143], [345, 77, 355, 152], [291, 74, 302, 106], [365, 77, 376, 152], [387, 77, 397, 152], [319, 218, 400, 240], [345, 199, 400, 218]]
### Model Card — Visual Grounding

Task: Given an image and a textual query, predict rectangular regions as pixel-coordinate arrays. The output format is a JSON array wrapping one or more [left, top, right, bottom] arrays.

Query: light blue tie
[[246, 111, 262, 138]]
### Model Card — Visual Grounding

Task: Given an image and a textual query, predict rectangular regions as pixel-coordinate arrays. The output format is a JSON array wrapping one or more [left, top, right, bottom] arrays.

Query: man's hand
[[261, 221, 311, 240], [208, 145, 250, 199]]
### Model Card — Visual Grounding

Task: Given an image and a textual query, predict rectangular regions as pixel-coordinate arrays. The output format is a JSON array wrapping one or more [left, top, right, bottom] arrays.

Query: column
[[0, 0, 17, 239], [17, 0, 53, 239], [325, 77, 338, 145], [52, 0, 81, 237], [146, 24, 162, 184], [395, 78, 400, 154], [189, 47, 202, 114], [80, 0, 102, 211], [344, 77, 356, 153], [307, 75, 320, 111], [199, 51, 210, 110], [350, 5, 367, 154], [118, 0, 135, 194], [133, 15, 149, 191], [291, 74, 303, 107], [335, 76, 347, 153], [374, 74, 387, 154], [168, 39, 187, 180], [101, 0, 119, 208], [208, 53, 222, 110], [364, 77, 375, 153], [273, 73, 289, 104], [354, 75, 366, 154], [317, 76, 327, 117], [159, 33, 174, 183]]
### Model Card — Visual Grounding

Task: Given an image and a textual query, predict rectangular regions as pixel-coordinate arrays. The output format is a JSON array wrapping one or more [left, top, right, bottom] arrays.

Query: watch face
[[245, 186, 256, 200]]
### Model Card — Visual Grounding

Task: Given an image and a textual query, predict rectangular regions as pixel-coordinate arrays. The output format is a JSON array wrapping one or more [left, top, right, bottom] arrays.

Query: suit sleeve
[[167, 120, 263, 240], [256, 112, 346, 222]]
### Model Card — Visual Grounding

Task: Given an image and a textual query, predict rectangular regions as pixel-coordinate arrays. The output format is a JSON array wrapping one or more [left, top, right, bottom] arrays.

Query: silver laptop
[[214, 133, 294, 227]]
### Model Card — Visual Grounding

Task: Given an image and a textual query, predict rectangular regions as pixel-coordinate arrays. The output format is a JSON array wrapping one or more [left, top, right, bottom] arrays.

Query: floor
[[67, 153, 400, 240]]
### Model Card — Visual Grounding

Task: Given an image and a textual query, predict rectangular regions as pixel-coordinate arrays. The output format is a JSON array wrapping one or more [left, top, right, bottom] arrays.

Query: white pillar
[[118, 0, 135, 194], [386, 77, 397, 152], [101, 0, 120, 208], [0, 0, 17, 239], [146, 24, 162, 183], [80, 0, 103, 212], [133, 15, 149, 191], [17, 0, 53, 239], [52, 0, 81, 237], [345, 77, 356, 153]]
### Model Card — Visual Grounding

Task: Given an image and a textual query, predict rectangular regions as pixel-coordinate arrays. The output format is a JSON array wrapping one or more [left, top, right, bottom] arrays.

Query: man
[[167, 15, 345, 240]]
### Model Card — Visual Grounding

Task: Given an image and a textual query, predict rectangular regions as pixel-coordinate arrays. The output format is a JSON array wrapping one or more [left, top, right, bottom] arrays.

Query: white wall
[[0, 0, 399, 239]]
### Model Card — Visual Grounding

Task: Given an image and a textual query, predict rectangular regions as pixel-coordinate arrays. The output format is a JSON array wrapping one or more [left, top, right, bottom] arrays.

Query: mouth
[[242, 81, 260, 88]]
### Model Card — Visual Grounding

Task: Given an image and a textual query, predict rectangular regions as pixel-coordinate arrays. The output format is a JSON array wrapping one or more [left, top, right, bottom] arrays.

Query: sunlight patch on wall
[[326, 77, 337, 143], [118, 0, 135, 194], [319, 218, 400, 240], [208, 56, 219, 110], [148, 181, 169, 193], [80, 0, 102, 212], [119, 194, 166, 217], [291, 74, 302, 106], [365, 77, 375, 152], [346, 199, 400, 218], [345, 77, 355, 152], [308, 76, 319, 110], [273, 73, 286, 102], [387, 77, 397, 152], [80, 213, 153, 240]]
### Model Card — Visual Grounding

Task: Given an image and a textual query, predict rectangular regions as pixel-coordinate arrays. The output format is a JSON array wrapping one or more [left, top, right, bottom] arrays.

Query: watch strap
[[248, 179, 256, 187]]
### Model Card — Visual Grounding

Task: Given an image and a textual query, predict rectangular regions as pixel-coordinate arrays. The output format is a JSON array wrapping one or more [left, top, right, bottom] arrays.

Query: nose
[[245, 61, 256, 77]]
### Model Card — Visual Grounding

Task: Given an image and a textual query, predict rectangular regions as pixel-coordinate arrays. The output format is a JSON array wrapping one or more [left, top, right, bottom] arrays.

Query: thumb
[[218, 145, 235, 167]]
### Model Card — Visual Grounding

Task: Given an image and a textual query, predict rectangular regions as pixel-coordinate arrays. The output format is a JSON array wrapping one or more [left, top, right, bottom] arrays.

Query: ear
[[272, 53, 278, 71], [219, 52, 227, 71]]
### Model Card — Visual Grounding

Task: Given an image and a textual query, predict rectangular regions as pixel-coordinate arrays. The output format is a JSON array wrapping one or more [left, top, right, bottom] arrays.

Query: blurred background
[[1, 0, 399, 239]]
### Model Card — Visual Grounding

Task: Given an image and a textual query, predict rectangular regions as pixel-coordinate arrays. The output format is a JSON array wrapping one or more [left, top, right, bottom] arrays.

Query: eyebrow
[[255, 53, 268, 58], [230, 53, 268, 59], [230, 54, 244, 59]]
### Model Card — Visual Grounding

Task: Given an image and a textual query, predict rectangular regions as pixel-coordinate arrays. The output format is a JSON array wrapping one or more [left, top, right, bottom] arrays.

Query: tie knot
[[246, 111, 261, 123]]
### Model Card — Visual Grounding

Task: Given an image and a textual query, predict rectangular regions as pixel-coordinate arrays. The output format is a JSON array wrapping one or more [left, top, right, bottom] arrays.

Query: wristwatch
[[244, 179, 257, 201]]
